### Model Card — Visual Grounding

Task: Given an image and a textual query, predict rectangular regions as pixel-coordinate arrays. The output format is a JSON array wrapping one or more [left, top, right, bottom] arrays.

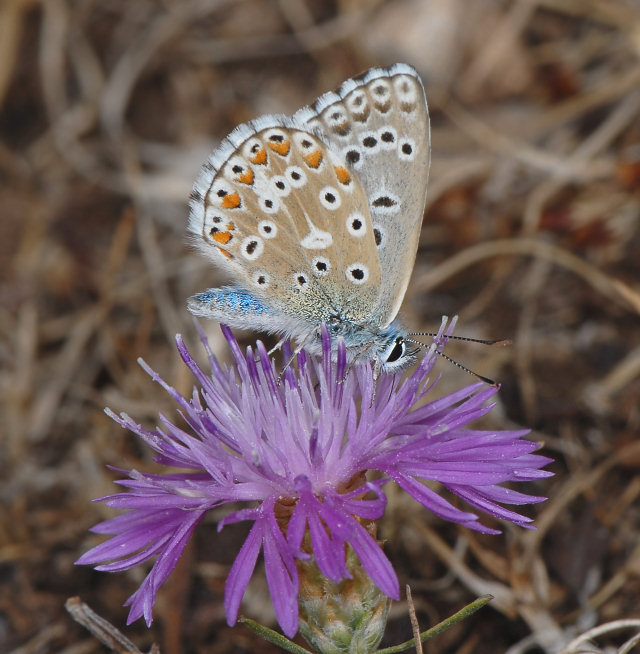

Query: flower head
[[77, 319, 552, 638]]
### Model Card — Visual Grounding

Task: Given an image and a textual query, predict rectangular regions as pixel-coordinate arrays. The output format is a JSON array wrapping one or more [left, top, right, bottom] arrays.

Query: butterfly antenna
[[406, 338, 499, 387], [409, 332, 512, 347]]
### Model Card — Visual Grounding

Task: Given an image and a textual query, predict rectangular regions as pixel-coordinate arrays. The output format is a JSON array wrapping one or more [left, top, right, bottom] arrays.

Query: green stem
[[376, 595, 494, 654], [239, 617, 313, 654]]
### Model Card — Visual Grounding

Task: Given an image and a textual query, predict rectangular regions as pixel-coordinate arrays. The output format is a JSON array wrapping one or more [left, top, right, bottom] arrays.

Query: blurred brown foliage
[[1, 1, 640, 652]]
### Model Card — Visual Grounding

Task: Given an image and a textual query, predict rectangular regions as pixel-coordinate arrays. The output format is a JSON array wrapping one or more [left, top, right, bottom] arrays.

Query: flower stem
[[239, 617, 313, 654], [376, 595, 494, 654]]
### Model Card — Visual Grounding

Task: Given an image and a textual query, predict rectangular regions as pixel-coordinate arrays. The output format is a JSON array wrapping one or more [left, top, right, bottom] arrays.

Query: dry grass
[[1, 1, 640, 652]]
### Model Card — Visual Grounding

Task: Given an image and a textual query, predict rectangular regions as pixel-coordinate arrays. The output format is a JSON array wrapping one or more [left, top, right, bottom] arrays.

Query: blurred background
[[2, 0, 640, 652]]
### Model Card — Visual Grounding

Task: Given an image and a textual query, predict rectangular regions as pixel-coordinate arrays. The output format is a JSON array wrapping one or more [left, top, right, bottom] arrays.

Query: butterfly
[[187, 63, 430, 372]]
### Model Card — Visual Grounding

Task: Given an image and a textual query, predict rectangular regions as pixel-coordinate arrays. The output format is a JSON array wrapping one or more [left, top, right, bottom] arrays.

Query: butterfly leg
[[267, 338, 286, 356], [276, 329, 317, 386], [337, 342, 375, 385]]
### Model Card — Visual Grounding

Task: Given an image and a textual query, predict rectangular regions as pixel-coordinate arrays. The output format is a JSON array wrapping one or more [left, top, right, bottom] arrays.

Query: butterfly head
[[325, 318, 418, 372]]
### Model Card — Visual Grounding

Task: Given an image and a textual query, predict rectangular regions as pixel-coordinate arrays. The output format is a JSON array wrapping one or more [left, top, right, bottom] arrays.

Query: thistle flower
[[77, 319, 552, 640]]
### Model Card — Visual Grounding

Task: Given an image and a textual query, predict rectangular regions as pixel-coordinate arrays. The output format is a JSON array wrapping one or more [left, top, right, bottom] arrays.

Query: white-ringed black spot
[[345, 149, 361, 166], [241, 236, 264, 260], [399, 138, 416, 161], [373, 227, 384, 248], [286, 165, 307, 188], [312, 256, 331, 277], [217, 189, 228, 197], [269, 133, 284, 142], [253, 271, 270, 287], [378, 126, 398, 150], [345, 263, 369, 285], [372, 196, 396, 208], [346, 212, 366, 237], [359, 132, 380, 154], [294, 272, 309, 289], [319, 186, 341, 210], [271, 175, 290, 196], [259, 196, 279, 213], [258, 220, 277, 239]]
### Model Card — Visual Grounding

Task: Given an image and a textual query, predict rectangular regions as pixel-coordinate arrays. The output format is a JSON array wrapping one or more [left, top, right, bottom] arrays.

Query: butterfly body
[[188, 63, 430, 370]]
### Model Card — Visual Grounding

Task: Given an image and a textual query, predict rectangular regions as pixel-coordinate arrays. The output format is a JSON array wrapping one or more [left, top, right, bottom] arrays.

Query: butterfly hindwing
[[294, 63, 430, 328]]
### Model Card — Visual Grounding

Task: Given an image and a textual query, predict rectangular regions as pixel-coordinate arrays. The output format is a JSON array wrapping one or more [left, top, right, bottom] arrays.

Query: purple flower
[[77, 320, 552, 637]]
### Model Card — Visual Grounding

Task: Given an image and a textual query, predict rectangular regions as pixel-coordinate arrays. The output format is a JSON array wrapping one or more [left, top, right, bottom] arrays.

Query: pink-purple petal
[[77, 322, 552, 636]]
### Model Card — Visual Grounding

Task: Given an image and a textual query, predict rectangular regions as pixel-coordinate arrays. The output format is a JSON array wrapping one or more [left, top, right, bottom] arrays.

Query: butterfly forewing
[[294, 63, 430, 328], [189, 123, 382, 326]]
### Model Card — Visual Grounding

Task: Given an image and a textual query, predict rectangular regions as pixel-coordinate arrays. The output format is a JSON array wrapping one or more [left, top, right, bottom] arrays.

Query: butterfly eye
[[385, 337, 406, 364]]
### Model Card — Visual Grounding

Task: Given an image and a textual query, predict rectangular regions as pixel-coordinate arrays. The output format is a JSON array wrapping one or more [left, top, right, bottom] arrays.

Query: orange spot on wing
[[221, 192, 241, 209], [268, 140, 291, 156], [219, 249, 233, 259], [334, 166, 351, 184], [213, 231, 233, 245], [250, 148, 267, 165], [226, 222, 235, 230], [304, 150, 323, 169], [237, 169, 254, 184]]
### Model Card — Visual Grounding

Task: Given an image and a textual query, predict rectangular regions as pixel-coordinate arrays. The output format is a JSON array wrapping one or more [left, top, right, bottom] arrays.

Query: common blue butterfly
[[188, 63, 430, 371]]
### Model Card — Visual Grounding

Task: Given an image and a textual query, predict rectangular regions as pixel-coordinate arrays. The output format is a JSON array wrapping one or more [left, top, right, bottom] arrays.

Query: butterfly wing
[[293, 63, 430, 329], [188, 118, 382, 335]]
